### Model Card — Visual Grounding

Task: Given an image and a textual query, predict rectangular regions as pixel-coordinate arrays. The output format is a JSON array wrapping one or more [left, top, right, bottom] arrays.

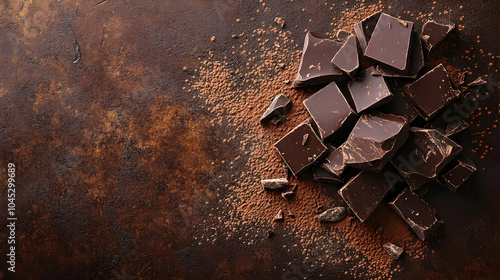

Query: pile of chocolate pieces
[[261, 12, 481, 242]]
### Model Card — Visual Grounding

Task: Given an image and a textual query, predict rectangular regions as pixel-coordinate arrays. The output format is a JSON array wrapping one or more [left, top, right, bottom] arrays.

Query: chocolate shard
[[389, 188, 443, 241], [444, 120, 470, 138], [391, 128, 462, 191], [281, 185, 297, 200], [318, 207, 347, 222], [274, 120, 328, 177], [383, 243, 404, 260], [332, 35, 359, 79], [439, 154, 476, 192], [364, 13, 414, 73], [318, 145, 347, 179], [260, 94, 291, 124], [342, 112, 409, 173], [353, 11, 382, 52], [261, 178, 289, 190], [303, 82, 357, 141], [293, 32, 346, 88], [339, 171, 395, 222], [347, 67, 393, 113], [403, 64, 460, 121], [312, 166, 343, 184], [467, 77, 487, 87], [274, 210, 284, 221], [378, 78, 420, 122], [421, 20, 455, 53], [372, 30, 424, 78]]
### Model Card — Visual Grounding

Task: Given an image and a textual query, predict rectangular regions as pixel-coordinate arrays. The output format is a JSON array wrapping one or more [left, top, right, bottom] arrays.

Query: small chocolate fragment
[[467, 77, 487, 87], [303, 82, 357, 141], [312, 166, 343, 184], [421, 20, 455, 53], [444, 120, 470, 138], [266, 230, 274, 238], [389, 188, 443, 241], [383, 243, 404, 260], [318, 207, 347, 222], [354, 12, 382, 52], [439, 154, 476, 192], [293, 32, 345, 88], [274, 17, 285, 28], [391, 128, 462, 191], [338, 171, 394, 222], [283, 163, 290, 178], [318, 145, 347, 179], [281, 185, 297, 200], [288, 211, 295, 218], [347, 67, 393, 113], [378, 78, 420, 122], [274, 210, 284, 221], [332, 35, 359, 79], [302, 133, 309, 145], [372, 31, 425, 78], [403, 64, 460, 121], [364, 13, 414, 72], [342, 113, 409, 173], [261, 178, 289, 190], [260, 94, 291, 124], [274, 120, 328, 177]]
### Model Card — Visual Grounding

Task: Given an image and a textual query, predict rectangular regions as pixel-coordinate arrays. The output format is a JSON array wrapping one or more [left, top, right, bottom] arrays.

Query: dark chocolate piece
[[421, 21, 455, 53], [266, 229, 274, 238], [389, 188, 443, 241], [354, 12, 382, 52], [378, 78, 420, 122], [274, 210, 284, 221], [336, 29, 353, 42], [332, 35, 359, 79], [439, 154, 476, 192], [293, 32, 345, 88], [364, 13, 414, 72], [467, 77, 487, 87], [274, 120, 328, 177], [444, 120, 470, 138], [261, 178, 289, 190], [342, 112, 409, 173], [391, 128, 462, 190], [347, 67, 393, 113], [339, 171, 394, 222], [318, 207, 347, 222], [303, 82, 357, 141], [318, 145, 347, 179], [312, 166, 343, 184], [383, 243, 404, 260], [403, 64, 460, 121], [260, 94, 291, 124], [372, 31, 424, 78]]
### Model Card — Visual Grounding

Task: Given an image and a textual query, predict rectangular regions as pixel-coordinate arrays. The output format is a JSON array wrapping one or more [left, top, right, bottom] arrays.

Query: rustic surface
[[0, 0, 499, 279]]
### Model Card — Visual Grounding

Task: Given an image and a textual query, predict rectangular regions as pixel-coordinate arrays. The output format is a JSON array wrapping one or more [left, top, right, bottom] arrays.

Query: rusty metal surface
[[0, 0, 499, 279]]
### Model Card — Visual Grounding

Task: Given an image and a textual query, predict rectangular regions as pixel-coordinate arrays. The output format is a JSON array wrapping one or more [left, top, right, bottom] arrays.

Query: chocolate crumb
[[274, 210, 284, 221], [318, 207, 348, 222], [383, 243, 404, 260]]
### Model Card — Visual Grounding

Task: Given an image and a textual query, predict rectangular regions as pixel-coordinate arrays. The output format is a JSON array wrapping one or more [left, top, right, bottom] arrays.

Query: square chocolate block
[[347, 67, 393, 113], [293, 32, 345, 88], [339, 171, 394, 222], [342, 112, 409, 173], [391, 128, 462, 191], [364, 13, 414, 73], [421, 20, 455, 53], [303, 82, 357, 141], [403, 64, 460, 121], [439, 154, 476, 192], [274, 120, 328, 177], [389, 188, 443, 241]]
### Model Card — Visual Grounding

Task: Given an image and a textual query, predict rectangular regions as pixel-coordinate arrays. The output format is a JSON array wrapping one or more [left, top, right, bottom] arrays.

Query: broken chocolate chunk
[[391, 128, 462, 191], [347, 67, 393, 113], [318, 207, 347, 222], [274, 210, 284, 221], [467, 77, 487, 87], [318, 145, 347, 180], [383, 243, 404, 260], [403, 64, 460, 121], [332, 35, 359, 79], [312, 166, 343, 184], [281, 185, 297, 200], [378, 78, 420, 122], [439, 154, 476, 192], [293, 32, 346, 87], [260, 94, 291, 124], [444, 120, 470, 138], [354, 11, 382, 52], [372, 31, 425, 79], [274, 120, 328, 177], [364, 13, 414, 73], [339, 171, 394, 222], [261, 178, 289, 190], [342, 112, 409, 173], [421, 20, 455, 53], [303, 82, 357, 141], [389, 188, 443, 241]]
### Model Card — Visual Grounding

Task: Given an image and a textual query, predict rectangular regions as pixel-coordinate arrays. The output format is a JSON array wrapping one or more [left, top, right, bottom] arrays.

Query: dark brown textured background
[[0, 0, 499, 279]]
